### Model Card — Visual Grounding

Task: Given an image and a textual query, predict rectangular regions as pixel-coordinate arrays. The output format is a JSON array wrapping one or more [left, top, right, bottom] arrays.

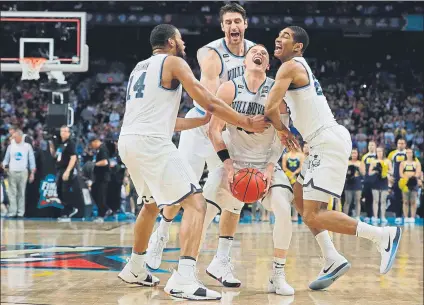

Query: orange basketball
[[230, 168, 267, 204]]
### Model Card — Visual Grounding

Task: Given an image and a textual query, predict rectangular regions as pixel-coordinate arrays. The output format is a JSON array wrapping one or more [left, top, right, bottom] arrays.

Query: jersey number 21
[[126, 72, 146, 101]]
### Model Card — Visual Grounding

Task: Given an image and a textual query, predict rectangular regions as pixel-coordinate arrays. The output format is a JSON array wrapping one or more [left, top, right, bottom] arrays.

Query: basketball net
[[20, 58, 48, 80]]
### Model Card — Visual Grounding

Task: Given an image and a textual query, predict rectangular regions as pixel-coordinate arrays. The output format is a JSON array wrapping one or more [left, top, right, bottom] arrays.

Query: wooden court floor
[[1, 218, 423, 305]]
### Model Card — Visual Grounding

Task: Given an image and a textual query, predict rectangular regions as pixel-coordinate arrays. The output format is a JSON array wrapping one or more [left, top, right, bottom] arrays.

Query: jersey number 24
[[126, 72, 146, 101]]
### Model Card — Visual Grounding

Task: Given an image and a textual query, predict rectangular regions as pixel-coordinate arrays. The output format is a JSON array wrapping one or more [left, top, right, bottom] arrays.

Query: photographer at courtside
[[56, 126, 79, 222]]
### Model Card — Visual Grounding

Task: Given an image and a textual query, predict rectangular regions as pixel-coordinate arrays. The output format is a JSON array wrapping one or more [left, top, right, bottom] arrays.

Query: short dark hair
[[219, 3, 247, 22], [150, 24, 178, 50], [287, 26, 309, 54]]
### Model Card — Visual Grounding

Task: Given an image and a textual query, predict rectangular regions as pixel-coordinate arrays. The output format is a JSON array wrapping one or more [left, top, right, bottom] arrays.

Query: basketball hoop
[[19, 57, 48, 80]]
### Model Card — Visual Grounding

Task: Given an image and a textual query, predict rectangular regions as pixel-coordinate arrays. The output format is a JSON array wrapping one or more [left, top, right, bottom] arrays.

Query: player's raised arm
[[264, 61, 296, 132], [208, 81, 234, 152], [198, 49, 222, 94], [166, 56, 268, 133]]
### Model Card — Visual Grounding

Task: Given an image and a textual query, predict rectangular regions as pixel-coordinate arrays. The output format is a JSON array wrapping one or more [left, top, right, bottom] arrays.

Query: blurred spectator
[[1, 129, 36, 218], [89, 138, 112, 222]]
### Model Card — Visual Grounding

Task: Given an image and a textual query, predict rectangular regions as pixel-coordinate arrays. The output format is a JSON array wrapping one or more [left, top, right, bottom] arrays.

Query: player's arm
[[267, 107, 290, 168], [174, 113, 211, 132], [198, 49, 222, 95], [265, 61, 297, 132], [208, 81, 234, 153], [166, 56, 268, 133]]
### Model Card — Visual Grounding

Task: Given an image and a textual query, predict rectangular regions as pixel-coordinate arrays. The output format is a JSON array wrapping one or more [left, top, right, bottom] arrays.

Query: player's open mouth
[[230, 32, 240, 38], [275, 45, 282, 52], [253, 57, 263, 65]]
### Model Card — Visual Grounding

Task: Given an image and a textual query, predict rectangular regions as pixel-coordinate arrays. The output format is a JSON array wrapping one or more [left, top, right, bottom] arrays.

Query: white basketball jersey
[[120, 54, 182, 139], [194, 38, 256, 111], [284, 57, 336, 141], [224, 76, 278, 163]]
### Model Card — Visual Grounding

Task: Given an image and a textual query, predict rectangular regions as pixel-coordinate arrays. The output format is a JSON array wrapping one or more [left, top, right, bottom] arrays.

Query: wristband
[[217, 149, 230, 162]]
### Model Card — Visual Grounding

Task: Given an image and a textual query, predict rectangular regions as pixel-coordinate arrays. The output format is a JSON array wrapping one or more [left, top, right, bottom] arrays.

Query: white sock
[[130, 251, 146, 273], [178, 257, 196, 278], [216, 236, 233, 259], [158, 218, 172, 237], [315, 231, 341, 261], [273, 257, 286, 269], [356, 221, 383, 243]]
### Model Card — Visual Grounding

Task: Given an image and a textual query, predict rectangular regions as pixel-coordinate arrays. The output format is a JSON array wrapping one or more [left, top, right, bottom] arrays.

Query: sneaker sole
[[117, 274, 159, 287], [206, 269, 241, 288], [309, 261, 351, 291], [164, 287, 221, 301], [381, 227, 402, 274]]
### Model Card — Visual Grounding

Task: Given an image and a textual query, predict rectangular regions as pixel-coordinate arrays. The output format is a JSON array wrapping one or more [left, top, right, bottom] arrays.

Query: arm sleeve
[[2, 146, 11, 167], [28, 145, 36, 171]]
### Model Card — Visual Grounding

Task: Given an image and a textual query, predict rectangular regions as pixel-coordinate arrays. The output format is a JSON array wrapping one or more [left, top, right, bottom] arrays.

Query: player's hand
[[62, 170, 70, 181], [278, 129, 300, 152], [245, 115, 270, 133], [223, 159, 235, 189], [202, 112, 212, 125], [263, 163, 274, 194], [29, 173, 35, 183]]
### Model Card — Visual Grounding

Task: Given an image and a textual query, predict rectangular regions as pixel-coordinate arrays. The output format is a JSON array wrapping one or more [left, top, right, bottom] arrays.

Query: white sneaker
[[406, 217, 415, 223], [146, 229, 169, 270], [376, 226, 402, 274], [381, 217, 388, 225], [309, 255, 351, 290], [164, 270, 221, 301], [395, 217, 402, 224], [371, 217, 379, 225], [118, 260, 160, 286], [206, 256, 241, 287], [268, 267, 294, 296]]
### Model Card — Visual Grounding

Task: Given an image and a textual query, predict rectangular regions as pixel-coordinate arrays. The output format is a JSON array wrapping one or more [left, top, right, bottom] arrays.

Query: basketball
[[230, 168, 267, 203]]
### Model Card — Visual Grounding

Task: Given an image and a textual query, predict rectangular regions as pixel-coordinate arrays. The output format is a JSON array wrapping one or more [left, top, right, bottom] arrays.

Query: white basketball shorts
[[204, 161, 293, 215], [297, 124, 352, 202], [178, 107, 221, 179], [118, 135, 202, 208]]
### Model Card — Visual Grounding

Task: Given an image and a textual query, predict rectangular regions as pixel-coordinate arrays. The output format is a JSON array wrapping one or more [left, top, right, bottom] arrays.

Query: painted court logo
[[38, 174, 62, 209]]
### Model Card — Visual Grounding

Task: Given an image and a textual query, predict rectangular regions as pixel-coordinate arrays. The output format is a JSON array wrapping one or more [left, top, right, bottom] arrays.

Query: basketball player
[[117, 24, 268, 301], [265, 26, 402, 280], [146, 3, 256, 269], [200, 44, 294, 295]]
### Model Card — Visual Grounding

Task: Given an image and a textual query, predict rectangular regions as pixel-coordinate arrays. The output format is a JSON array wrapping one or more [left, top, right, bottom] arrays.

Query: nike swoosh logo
[[385, 235, 391, 252], [323, 262, 335, 273], [130, 271, 138, 278], [170, 289, 183, 294]]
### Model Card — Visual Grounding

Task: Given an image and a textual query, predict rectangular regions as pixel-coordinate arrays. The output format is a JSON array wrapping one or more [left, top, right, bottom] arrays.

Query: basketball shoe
[[309, 255, 351, 290], [377, 226, 402, 274], [164, 270, 221, 300], [146, 228, 169, 270], [206, 256, 241, 287], [268, 267, 295, 295], [118, 259, 160, 286]]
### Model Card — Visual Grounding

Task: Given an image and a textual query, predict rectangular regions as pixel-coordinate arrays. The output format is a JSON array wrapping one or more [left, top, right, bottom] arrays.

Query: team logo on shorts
[[308, 154, 321, 171]]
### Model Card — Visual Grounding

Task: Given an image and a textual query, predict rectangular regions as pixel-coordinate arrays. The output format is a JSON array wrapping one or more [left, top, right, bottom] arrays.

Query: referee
[[56, 126, 78, 222]]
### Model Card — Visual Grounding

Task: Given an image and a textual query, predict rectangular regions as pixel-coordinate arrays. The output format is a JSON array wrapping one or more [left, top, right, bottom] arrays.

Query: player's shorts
[[297, 124, 352, 203], [118, 135, 202, 208], [204, 161, 293, 215]]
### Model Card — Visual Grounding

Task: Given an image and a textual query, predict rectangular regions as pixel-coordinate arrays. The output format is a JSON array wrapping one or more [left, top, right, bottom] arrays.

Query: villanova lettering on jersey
[[232, 100, 265, 115], [228, 65, 245, 80]]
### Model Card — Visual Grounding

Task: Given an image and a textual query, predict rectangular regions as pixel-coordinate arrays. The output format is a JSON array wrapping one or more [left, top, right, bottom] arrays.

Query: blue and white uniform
[[204, 76, 292, 214], [289, 57, 352, 202], [118, 54, 201, 208], [178, 38, 256, 179]]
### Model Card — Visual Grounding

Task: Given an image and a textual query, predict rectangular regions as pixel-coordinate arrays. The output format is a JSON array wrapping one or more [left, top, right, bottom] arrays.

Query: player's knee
[[302, 209, 319, 227], [142, 203, 160, 217], [184, 193, 207, 217]]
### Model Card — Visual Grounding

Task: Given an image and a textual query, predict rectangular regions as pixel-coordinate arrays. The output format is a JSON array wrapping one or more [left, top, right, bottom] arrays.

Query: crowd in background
[[1, 33, 423, 221]]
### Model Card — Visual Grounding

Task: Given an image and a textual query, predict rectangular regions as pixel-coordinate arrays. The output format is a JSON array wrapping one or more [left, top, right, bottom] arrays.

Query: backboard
[[0, 11, 88, 73]]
